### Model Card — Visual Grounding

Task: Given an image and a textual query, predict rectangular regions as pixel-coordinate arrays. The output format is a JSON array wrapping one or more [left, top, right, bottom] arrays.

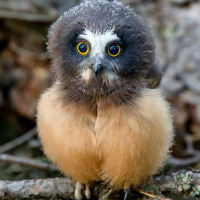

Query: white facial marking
[[79, 29, 120, 59], [102, 71, 117, 83], [81, 68, 92, 81], [79, 29, 120, 82]]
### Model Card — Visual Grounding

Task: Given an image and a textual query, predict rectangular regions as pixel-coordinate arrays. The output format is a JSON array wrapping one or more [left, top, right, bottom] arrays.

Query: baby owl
[[37, 0, 174, 199]]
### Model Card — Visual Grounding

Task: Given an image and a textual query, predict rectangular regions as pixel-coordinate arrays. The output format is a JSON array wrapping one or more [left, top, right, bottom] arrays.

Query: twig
[[170, 0, 196, 7], [167, 154, 200, 166], [0, 10, 57, 22], [100, 188, 113, 200], [9, 42, 48, 60], [0, 154, 58, 172], [167, 134, 200, 166], [136, 189, 172, 200], [184, 134, 197, 155], [0, 127, 37, 154]]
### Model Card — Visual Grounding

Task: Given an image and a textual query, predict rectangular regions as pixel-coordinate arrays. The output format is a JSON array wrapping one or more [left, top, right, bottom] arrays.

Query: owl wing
[[96, 88, 174, 189], [37, 85, 99, 184]]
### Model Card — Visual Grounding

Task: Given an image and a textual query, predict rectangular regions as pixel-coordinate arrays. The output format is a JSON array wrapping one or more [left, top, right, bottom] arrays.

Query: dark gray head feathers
[[48, 0, 161, 107]]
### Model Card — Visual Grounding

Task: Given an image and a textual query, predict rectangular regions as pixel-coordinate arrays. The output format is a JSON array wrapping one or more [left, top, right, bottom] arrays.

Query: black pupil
[[79, 43, 87, 53], [109, 45, 119, 55]]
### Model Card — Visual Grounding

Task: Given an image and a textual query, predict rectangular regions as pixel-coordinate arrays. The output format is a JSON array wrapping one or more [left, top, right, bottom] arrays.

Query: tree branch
[[0, 127, 37, 154], [0, 171, 200, 199], [0, 154, 58, 172], [0, 10, 57, 22]]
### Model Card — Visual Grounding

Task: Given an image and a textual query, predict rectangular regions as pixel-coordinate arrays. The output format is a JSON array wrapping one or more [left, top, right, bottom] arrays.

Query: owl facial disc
[[78, 29, 120, 81]]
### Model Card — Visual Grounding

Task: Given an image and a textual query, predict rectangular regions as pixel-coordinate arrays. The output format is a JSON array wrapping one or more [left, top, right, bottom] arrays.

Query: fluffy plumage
[[37, 0, 173, 199], [38, 85, 173, 188]]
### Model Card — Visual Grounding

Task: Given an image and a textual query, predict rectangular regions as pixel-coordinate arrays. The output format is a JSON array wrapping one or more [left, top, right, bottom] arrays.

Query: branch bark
[[0, 171, 200, 199]]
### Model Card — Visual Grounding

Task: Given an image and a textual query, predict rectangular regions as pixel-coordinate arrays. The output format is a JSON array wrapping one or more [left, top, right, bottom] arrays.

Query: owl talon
[[124, 188, 130, 200], [75, 182, 83, 200], [75, 183, 91, 200], [84, 185, 91, 199]]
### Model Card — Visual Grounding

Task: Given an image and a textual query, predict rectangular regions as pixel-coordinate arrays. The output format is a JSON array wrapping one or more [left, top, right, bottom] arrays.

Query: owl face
[[48, 0, 155, 96]]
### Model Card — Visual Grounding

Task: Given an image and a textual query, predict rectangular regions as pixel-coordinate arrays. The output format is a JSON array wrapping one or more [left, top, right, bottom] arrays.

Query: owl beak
[[92, 57, 104, 77], [93, 64, 104, 77]]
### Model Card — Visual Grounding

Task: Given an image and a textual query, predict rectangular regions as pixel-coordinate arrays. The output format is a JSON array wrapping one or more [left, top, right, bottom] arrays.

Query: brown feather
[[37, 84, 173, 189], [96, 88, 173, 189], [37, 85, 99, 184]]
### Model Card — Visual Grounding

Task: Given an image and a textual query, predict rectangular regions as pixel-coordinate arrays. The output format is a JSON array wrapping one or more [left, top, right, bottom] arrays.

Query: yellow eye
[[107, 44, 121, 57], [76, 41, 90, 56]]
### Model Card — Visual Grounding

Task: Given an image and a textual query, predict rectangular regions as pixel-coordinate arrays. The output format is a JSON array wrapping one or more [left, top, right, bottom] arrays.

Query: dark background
[[0, 0, 200, 181]]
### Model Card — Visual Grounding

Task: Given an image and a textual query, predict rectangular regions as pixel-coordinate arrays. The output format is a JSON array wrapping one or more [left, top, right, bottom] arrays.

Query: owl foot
[[124, 188, 130, 200], [75, 182, 83, 200], [74, 182, 91, 200], [84, 185, 91, 199]]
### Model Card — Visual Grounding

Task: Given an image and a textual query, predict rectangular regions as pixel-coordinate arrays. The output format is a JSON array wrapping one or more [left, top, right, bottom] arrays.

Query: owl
[[37, 0, 174, 199]]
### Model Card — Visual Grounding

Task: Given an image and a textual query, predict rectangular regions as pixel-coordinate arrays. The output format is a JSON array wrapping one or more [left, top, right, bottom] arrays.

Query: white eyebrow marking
[[78, 29, 120, 58]]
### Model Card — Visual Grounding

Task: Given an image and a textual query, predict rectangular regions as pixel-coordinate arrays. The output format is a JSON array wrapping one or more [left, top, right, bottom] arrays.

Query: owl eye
[[77, 41, 90, 56], [107, 44, 121, 57]]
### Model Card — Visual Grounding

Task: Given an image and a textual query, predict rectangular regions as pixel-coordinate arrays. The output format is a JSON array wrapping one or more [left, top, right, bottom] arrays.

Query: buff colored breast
[[37, 84, 173, 189]]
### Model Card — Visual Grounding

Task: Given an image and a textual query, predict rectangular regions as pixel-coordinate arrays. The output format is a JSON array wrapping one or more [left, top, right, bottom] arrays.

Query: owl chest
[[78, 105, 131, 154], [39, 87, 173, 185]]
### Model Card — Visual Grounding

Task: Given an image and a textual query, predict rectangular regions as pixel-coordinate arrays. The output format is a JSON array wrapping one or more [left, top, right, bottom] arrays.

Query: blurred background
[[0, 0, 200, 181]]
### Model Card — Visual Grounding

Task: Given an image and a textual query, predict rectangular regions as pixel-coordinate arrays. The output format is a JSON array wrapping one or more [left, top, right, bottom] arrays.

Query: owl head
[[48, 0, 159, 104]]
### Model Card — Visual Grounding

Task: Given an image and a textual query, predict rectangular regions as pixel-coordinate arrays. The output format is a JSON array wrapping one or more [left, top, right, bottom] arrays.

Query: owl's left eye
[[107, 44, 121, 57], [76, 41, 90, 56]]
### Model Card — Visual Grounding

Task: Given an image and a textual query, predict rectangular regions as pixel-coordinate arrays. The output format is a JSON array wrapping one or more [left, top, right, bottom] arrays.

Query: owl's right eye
[[76, 41, 90, 56]]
